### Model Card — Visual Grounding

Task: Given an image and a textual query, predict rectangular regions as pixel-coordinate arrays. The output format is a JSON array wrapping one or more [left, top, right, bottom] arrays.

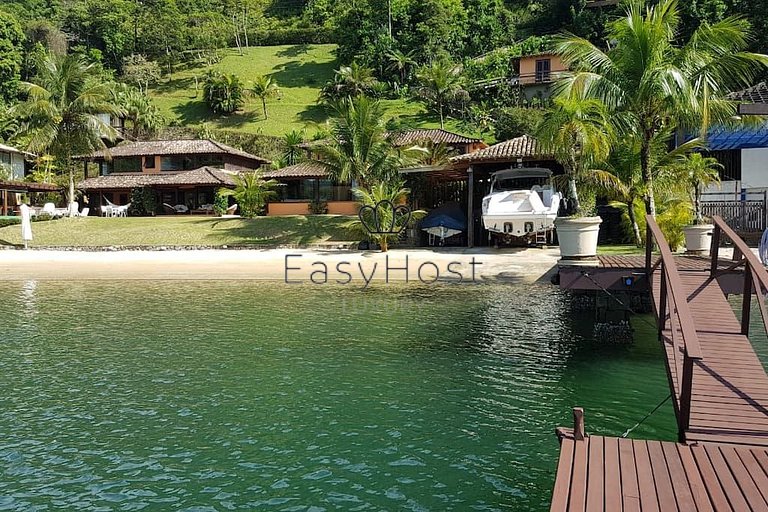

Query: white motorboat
[[481, 168, 561, 240]]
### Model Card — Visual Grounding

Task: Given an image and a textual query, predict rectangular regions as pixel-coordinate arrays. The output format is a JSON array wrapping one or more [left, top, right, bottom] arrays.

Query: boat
[[421, 201, 467, 245], [481, 168, 561, 242]]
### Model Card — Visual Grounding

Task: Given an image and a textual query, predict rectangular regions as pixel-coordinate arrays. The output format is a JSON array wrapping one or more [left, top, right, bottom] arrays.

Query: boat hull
[[483, 213, 558, 238]]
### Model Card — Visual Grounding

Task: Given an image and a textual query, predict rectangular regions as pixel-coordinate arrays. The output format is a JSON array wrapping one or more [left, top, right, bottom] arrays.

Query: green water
[[0, 281, 676, 511]]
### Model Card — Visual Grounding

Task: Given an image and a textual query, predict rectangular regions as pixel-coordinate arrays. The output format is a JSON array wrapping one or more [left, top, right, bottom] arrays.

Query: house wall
[[267, 201, 358, 216], [519, 54, 566, 85], [142, 155, 160, 174], [223, 155, 263, 171], [741, 148, 768, 189]]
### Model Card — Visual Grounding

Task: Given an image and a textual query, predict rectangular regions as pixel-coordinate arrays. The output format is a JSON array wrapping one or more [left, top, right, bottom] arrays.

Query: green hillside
[[149, 44, 476, 139]]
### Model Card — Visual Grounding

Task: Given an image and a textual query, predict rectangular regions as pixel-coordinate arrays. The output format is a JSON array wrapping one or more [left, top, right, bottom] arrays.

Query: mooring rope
[[621, 394, 672, 438]]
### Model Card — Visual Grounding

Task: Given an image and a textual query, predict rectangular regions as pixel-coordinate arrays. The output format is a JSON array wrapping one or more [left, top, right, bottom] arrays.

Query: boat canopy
[[491, 168, 553, 180]]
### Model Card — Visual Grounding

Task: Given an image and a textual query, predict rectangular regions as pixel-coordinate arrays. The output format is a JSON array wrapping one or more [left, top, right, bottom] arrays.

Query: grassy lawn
[[149, 45, 489, 140], [597, 244, 645, 255], [0, 216, 358, 247]]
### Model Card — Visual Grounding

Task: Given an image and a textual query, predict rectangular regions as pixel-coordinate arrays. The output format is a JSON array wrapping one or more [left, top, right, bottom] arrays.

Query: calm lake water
[[0, 281, 676, 511]]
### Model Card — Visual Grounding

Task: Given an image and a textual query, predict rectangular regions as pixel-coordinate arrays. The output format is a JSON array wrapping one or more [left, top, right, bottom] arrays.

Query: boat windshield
[[493, 175, 549, 192]]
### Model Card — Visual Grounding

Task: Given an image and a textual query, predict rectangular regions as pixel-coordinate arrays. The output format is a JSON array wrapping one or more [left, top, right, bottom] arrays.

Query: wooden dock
[[551, 215, 768, 510], [552, 427, 768, 511]]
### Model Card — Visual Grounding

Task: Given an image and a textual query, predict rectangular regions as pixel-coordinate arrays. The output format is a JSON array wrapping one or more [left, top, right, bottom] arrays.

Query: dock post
[[710, 224, 720, 278], [742, 268, 753, 336], [467, 166, 474, 248], [573, 407, 585, 441]]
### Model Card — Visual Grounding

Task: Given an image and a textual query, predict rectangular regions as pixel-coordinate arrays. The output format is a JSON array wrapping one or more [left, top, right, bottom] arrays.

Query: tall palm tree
[[14, 53, 120, 209], [597, 131, 703, 245], [535, 97, 615, 216], [282, 130, 305, 166], [314, 96, 403, 187], [554, 0, 768, 216], [415, 60, 469, 129], [251, 75, 279, 119], [386, 49, 416, 85]]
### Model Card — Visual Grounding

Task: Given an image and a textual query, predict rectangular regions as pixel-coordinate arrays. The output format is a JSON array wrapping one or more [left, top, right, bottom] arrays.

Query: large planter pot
[[683, 224, 713, 254], [555, 216, 602, 262]]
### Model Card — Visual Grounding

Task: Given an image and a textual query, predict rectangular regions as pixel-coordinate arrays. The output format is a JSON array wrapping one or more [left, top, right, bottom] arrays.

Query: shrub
[[203, 71, 245, 115], [213, 188, 228, 216], [248, 28, 334, 46], [494, 107, 544, 141], [0, 218, 20, 228], [129, 187, 159, 216], [308, 200, 328, 214]]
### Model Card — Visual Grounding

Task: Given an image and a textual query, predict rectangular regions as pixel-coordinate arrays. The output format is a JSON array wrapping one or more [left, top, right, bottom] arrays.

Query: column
[[467, 166, 474, 248]]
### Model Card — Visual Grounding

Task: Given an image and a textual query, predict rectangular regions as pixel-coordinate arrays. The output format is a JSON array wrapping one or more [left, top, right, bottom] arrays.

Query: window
[[114, 158, 141, 173], [161, 156, 185, 171], [0, 152, 10, 165], [535, 59, 551, 83], [144, 156, 156, 169]]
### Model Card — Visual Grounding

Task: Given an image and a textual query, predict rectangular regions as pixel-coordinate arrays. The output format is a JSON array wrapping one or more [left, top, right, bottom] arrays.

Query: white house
[[0, 143, 32, 181]]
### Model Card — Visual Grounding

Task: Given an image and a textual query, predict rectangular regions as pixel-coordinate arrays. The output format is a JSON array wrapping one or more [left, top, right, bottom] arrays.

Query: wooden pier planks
[[652, 268, 768, 446], [550, 431, 768, 511]]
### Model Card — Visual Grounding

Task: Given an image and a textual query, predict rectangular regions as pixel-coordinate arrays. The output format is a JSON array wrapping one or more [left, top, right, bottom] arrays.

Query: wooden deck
[[551, 216, 768, 510], [654, 268, 768, 446], [551, 429, 768, 512]]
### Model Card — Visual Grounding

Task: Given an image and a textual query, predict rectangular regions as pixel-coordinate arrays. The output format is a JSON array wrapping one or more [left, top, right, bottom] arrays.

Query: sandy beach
[[0, 247, 561, 284]]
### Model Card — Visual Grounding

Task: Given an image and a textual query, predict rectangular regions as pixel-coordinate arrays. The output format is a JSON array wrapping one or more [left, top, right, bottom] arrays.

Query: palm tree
[[252, 75, 279, 119], [282, 130, 305, 166], [348, 180, 423, 252], [314, 96, 403, 187], [409, 139, 455, 167], [554, 0, 768, 216], [597, 131, 703, 245], [535, 97, 615, 216], [114, 84, 165, 139], [221, 171, 279, 218], [386, 49, 416, 85], [415, 60, 469, 129], [14, 53, 120, 211], [668, 153, 722, 225], [320, 63, 379, 102], [203, 71, 245, 114]]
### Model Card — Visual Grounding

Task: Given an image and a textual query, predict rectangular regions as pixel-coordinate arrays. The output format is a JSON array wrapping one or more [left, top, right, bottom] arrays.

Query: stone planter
[[555, 216, 602, 263], [683, 224, 713, 254]]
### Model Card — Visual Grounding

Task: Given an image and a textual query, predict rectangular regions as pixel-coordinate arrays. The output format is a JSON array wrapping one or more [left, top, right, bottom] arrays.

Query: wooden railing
[[710, 215, 768, 337], [645, 215, 703, 434], [702, 196, 767, 233]]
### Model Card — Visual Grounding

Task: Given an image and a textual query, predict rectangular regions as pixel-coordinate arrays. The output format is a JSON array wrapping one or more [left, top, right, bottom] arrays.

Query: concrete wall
[[741, 148, 768, 189], [267, 201, 359, 216]]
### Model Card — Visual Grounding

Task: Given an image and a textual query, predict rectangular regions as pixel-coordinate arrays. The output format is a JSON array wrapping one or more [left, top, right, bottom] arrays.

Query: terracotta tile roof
[[388, 129, 483, 146], [83, 139, 270, 164], [297, 129, 483, 150], [451, 134, 549, 163], [262, 161, 328, 179], [728, 82, 768, 103], [0, 180, 59, 192], [78, 167, 238, 191]]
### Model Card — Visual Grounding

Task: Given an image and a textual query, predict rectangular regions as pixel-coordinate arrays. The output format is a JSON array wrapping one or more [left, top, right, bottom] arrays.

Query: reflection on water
[[0, 281, 676, 510]]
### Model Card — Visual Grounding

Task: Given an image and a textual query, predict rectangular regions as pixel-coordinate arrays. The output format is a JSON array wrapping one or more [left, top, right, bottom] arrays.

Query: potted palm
[[680, 153, 721, 253], [536, 97, 614, 261]]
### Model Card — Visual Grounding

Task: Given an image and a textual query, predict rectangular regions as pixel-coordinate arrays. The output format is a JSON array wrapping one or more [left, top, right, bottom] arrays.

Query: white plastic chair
[[68, 201, 79, 217], [42, 203, 56, 216], [77, 207, 90, 217]]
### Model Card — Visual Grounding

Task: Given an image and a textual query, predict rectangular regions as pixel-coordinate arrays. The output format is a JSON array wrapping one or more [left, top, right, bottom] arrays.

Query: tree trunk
[[694, 184, 702, 224], [243, 7, 249, 48], [233, 15, 242, 55], [627, 200, 642, 246], [438, 102, 444, 129], [640, 133, 656, 216], [567, 176, 579, 216], [262, 97, 267, 119], [68, 168, 75, 217]]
